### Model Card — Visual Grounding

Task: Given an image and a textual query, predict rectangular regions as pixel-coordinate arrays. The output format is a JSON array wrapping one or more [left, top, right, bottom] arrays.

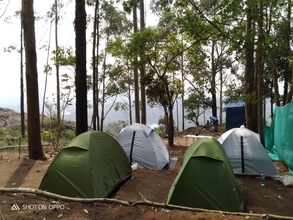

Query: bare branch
[[0, 0, 10, 19]]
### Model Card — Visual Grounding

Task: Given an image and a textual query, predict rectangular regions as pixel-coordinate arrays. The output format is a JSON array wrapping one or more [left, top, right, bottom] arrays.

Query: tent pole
[[241, 136, 245, 173], [130, 131, 136, 165]]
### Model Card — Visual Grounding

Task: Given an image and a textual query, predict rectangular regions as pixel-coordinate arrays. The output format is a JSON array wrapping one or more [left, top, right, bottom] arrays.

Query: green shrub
[[62, 130, 75, 140]]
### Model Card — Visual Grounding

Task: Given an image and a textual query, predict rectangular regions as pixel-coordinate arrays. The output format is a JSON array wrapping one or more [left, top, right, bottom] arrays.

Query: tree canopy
[[6, 0, 293, 148]]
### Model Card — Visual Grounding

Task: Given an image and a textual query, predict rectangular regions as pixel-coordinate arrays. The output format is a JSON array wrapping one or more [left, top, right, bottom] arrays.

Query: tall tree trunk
[[245, 1, 255, 131], [41, 21, 52, 128], [181, 50, 185, 131], [263, 98, 266, 126], [219, 65, 223, 124], [75, 0, 88, 135], [140, 0, 146, 124], [168, 102, 174, 147], [256, 1, 264, 144], [133, 3, 140, 123], [271, 60, 281, 106], [100, 50, 107, 132], [215, 43, 224, 124], [128, 76, 133, 125], [270, 84, 274, 117], [288, 57, 293, 104], [55, 0, 60, 125], [163, 110, 168, 134], [92, 0, 100, 130], [211, 40, 217, 117], [283, 81, 288, 105], [22, 0, 45, 160], [20, 12, 25, 138], [285, 0, 292, 104]]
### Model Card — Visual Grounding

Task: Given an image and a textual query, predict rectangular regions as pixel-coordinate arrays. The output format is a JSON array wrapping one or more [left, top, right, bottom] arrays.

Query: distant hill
[[0, 107, 23, 129], [0, 104, 200, 132], [0, 107, 75, 131]]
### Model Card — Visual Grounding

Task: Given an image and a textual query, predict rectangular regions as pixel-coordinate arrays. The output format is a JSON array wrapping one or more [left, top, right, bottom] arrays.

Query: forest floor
[[0, 124, 293, 220]]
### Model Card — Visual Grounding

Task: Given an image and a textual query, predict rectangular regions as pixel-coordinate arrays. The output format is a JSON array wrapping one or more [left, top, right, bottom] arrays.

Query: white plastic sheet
[[278, 175, 293, 186]]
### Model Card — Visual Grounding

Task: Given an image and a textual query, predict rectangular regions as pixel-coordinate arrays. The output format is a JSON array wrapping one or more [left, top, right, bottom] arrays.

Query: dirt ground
[[1, 124, 293, 220]]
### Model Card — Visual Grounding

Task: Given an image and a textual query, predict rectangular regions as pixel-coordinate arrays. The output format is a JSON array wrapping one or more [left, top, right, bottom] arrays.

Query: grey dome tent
[[218, 127, 279, 176], [116, 123, 169, 170]]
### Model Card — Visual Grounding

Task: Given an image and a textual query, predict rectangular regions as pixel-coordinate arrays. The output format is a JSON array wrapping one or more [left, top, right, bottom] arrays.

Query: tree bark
[[75, 0, 88, 135], [91, 0, 99, 130], [181, 52, 185, 131], [133, 3, 140, 124], [256, 1, 264, 144], [285, 0, 292, 104], [100, 50, 107, 131], [168, 103, 174, 147], [55, 0, 61, 125], [211, 40, 217, 117], [140, 0, 146, 124], [20, 12, 25, 138], [245, 1, 256, 132], [271, 60, 281, 107], [22, 0, 45, 160]]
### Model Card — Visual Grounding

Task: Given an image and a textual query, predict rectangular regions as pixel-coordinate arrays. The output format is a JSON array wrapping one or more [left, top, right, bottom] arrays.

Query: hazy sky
[[0, 1, 174, 128], [0, 1, 76, 106], [0, 1, 158, 107], [0, 1, 247, 129]]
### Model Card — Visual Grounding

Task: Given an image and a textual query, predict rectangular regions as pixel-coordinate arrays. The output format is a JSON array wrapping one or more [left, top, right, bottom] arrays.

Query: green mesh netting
[[264, 102, 293, 175]]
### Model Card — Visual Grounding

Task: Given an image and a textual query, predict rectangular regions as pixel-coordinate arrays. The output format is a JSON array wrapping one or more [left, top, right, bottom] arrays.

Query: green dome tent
[[167, 138, 243, 212], [39, 131, 132, 198]]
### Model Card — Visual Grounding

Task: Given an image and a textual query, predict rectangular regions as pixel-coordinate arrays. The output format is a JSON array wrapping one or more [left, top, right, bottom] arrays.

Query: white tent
[[116, 123, 169, 170], [218, 127, 279, 176]]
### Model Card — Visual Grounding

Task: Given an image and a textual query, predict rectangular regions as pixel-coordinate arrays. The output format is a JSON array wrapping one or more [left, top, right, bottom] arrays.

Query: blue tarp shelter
[[225, 100, 245, 130]]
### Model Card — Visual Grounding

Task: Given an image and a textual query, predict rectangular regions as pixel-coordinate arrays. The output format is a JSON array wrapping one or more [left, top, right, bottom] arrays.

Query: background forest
[[0, 0, 292, 160]]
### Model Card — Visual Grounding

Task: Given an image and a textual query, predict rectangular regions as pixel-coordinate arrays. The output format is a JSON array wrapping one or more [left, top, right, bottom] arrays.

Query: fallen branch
[[135, 192, 293, 220], [0, 144, 50, 150], [0, 187, 130, 206], [1, 188, 293, 220]]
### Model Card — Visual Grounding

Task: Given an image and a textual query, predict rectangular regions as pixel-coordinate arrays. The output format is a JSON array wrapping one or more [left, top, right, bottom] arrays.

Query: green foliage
[[154, 116, 178, 136], [86, 0, 96, 6], [89, 1, 133, 130], [105, 120, 129, 137], [154, 116, 167, 136], [41, 130, 51, 143], [41, 128, 74, 147], [3, 45, 19, 53], [158, 117, 167, 126], [127, 27, 185, 108], [62, 130, 75, 140], [0, 127, 27, 147], [43, 64, 53, 75], [41, 116, 62, 150], [100, 0, 132, 37], [51, 46, 76, 67], [0, 127, 5, 137], [114, 102, 130, 113], [184, 92, 212, 126], [224, 83, 245, 104], [122, 0, 139, 14], [154, 126, 165, 137], [43, 80, 74, 150]]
